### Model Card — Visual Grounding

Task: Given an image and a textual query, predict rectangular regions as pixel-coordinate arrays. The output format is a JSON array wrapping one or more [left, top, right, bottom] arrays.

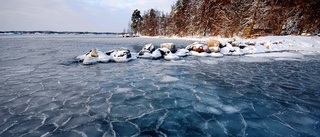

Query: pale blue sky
[[0, 0, 176, 32]]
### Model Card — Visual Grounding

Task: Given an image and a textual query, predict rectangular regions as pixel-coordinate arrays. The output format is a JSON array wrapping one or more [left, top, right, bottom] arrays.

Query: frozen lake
[[0, 35, 320, 136]]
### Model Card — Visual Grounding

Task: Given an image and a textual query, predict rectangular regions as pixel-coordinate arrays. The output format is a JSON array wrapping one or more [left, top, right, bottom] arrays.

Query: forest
[[131, 0, 320, 38]]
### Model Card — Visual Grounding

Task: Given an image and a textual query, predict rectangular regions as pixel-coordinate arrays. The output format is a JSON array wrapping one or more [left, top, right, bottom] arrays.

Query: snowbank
[[77, 36, 320, 65], [142, 35, 320, 56]]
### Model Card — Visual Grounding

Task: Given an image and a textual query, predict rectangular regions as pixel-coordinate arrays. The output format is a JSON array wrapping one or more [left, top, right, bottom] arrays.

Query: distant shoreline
[[0, 31, 120, 35], [140, 35, 320, 42]]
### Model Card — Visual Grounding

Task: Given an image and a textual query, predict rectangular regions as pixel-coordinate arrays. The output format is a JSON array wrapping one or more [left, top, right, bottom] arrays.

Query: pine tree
[[131, 9, 143, 35]]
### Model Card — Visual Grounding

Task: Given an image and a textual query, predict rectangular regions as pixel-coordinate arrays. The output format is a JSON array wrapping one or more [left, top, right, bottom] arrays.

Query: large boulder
[[207, 39, 220, 47], [192, 43, 209, 53], [76, 48, 110, 64], [207, 40, 221, 53], [160, 43, 177, 53], [138, 43, 155, 55], [175, 49, 190, 57], [111, 48, 133, 62], [159, 48, 180, 61], [118, 48, 132, 58], [138, 43, 156, 59]]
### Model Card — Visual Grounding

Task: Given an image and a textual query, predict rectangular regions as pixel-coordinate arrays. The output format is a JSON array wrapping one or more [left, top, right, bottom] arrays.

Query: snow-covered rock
[[138, 51, 153, 59], [83, 56, 98, 65], [111, 48, 134, 62], [76, 48, 110, 65], [232, 47, 244, 56], [220, 43, 234, 55], [207, 40, 221, 53], [242, 46, 257, 54], [175, 49, 190, 57], [161, 43, 177, 53], [164, 53, 180, 60], [151, 48, 164, 59], [76, 54, 86, 61], [190, 51, 210, 57], [138, 43, 155, 54], [208, 46, 220, 53], [76, 35, 320, 64], [159, 48, 180, 60], [191, 43, 209, 53], [207, 39, 220, 47], [138, 43, 155, 59], [96, 50, 111, 63]]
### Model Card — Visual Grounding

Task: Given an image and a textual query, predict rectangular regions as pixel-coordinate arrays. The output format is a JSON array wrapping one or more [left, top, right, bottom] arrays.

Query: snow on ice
[[76, 36, 320, 64]]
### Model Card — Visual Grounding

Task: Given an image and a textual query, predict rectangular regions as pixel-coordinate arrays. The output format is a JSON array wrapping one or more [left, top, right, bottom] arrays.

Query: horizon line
[[0, 30, 122, 34]]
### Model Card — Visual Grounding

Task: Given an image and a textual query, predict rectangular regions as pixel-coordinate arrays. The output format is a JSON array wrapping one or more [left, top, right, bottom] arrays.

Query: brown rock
[[231, 41, 239, 47], [90, 48, 99, 57], [207, 40, 220, 47], [192, 43, 209, 53], [266, 45, 271, 49], [245, 42, 256, 46]]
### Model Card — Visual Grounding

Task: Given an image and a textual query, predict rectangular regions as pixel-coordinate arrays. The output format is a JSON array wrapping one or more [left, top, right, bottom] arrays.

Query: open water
[[0, 35, 319, 137]]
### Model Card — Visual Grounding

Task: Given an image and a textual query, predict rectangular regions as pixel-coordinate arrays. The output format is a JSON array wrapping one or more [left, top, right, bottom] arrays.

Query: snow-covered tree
[[139, 0, 320, 37], [140, 9, 158, 36]]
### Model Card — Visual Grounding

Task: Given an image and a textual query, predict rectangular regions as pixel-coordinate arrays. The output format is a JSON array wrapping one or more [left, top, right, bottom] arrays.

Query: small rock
[[266, 45, 272, 49], [245, 42, 256, 46], [231, 41, 239, 47]]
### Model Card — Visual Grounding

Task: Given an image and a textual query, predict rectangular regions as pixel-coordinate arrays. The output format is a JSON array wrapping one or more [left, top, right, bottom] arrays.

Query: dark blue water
[[0, 35, 319, 137]]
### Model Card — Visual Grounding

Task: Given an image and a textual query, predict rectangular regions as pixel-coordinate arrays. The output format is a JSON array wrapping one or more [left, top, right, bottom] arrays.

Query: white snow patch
[[239, 57, 273, 62], [116, 88, 131, 93], [207, 106, 223, 115], [220, 105, 240, 113], [199, 59, 218, 65], [144, 35, 320, 56], [245, 52, 304, 59], [160, 75, 179, 82]]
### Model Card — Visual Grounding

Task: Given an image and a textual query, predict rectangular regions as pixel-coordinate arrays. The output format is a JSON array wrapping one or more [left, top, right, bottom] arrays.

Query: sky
[[0, 0, 176, 32]]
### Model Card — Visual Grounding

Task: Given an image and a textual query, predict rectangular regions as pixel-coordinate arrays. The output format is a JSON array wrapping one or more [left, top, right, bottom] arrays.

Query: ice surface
[[160, 75, 179, 83], [246, 52, 304, 58], [0, 35, 319, 136]]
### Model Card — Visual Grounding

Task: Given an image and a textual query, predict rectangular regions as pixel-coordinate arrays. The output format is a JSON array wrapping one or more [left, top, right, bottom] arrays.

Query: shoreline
[[140, 35, 320, 55]]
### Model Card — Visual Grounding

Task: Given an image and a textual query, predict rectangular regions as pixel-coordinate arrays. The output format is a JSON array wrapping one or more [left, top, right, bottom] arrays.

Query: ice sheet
[[0, 35, 319, 136]]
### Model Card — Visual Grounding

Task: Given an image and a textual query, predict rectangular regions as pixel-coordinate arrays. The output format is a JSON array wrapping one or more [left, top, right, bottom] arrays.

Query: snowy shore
[[141, 35, 320, 57], [76, 35, 320, 64]]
